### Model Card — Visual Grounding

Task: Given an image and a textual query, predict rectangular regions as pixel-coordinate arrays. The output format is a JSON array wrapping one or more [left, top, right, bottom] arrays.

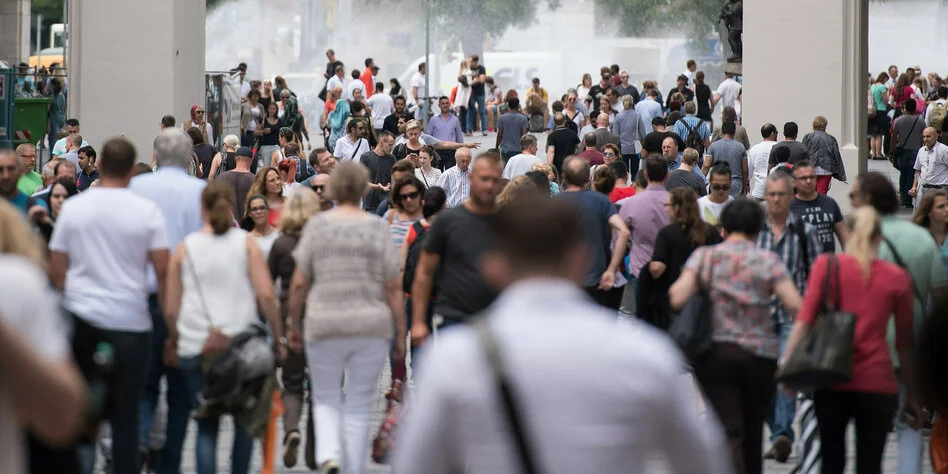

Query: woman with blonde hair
[[207, 134, 241, 179], [912, 189, 948, 272], [496, 175, 537, 207], [577, 73, 593, 101], [454, 59, 472, 134], [287, 162, 407, 474], [781, 206, 919, 474], [247, 167, 285, 228], [268, 188, 321, 468], [531, 161, 560, 195]]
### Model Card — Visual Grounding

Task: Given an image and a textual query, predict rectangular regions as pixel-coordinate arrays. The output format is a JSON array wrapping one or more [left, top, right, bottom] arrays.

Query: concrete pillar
[[0, 0, 31, 65], [67, 0, 204, 159], [742, 0, 868, 211]]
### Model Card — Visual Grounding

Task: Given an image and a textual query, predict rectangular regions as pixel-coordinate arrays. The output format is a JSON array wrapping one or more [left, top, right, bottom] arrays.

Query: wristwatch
[[279, 337, 288, 346]]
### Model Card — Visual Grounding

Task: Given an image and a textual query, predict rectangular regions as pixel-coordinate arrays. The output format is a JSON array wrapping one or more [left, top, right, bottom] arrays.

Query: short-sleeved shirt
[[892, 114, 925, 151], [216, 170, 255, 221], [49, 188, 170, 331], [697, 196, 733, 225], [424, 205, 498, 320], [470, 65, 487, 95], [791, 194, 843, 253], [652, 223, 722, 284], [547, 128, 581, 172], [768, 141, 810, 167], [797, 254, 913, 394], [497, 113, 528, 154], [360, 150, 396, 211], [618, 185, 670, 279], [666, 169, 708, 196], [5, 190, 48, 215], [642, 131, 685, 155], [684, 240, 790, 359], [16, 171, 43, 195], [557, 190, 618, 287], [292, 213, 399, 342], [706, 139, 747, 196]]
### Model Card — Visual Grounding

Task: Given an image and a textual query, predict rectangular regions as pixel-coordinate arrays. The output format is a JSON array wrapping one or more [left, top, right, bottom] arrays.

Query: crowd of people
[[2, 53, 948, 474]]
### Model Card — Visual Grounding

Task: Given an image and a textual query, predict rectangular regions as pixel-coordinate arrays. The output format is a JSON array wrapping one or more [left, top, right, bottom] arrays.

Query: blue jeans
[[178, 356, 254, 474], [139, 294, 192, 474], [623, 153, 641, 177], [896, 380, 923, 474], [467, 94, 487, 133], [767, 320, 796, 442]]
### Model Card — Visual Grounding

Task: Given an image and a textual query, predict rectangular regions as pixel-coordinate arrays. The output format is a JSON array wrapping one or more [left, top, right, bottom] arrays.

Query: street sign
[[14, 130, 30, 141]]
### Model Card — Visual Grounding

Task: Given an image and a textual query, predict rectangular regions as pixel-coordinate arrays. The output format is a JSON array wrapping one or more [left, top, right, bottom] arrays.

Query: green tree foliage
[[594, 0, 723, 40], [427, 0, 560, 56]]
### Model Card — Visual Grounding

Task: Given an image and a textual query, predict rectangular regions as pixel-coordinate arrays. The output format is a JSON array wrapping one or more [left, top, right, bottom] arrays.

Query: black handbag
[[669, 289, 714, 361], [775, 255, 855, 391]]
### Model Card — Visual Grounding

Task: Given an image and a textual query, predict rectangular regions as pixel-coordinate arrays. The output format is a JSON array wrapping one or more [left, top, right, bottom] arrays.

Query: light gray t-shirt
[[706, 138, 748, 196], [0, 255, 70, 474], [497, 112, 528, 154]]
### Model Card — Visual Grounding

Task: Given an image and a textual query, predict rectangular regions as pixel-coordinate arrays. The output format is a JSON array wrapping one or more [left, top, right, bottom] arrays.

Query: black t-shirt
[[470, 65, 487, 95], [695, 84, 712, 120], [193, 144, 218, 180], [360, 150, 396, 211], [216, 170, 255, 220], [642, 131, 685, 155], [382, 112, 411, 136], [393, 142, 423, 161], [325, 60, 342, 79], [547, 128, 581, 173], [768, 141, 810, 166], [666, 169, 708, 196], [666, 87, 695, 108], [652, 222, 722, 284], [259, 118, 282, 146], [791, 194, 843, 253], [588, 84, 608, 114], [424, 205, 497, 320], [615, 85, 640, 104]]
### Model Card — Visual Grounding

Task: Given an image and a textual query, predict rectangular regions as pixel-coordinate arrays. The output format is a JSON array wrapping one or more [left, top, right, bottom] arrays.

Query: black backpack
[[403, 222, 431, 294], [682, 120, 705, 156]]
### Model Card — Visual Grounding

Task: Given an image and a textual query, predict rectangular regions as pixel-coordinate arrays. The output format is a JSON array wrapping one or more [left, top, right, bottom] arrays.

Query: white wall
[[67, 0, 204, 160], [743, 0, 868, 211]]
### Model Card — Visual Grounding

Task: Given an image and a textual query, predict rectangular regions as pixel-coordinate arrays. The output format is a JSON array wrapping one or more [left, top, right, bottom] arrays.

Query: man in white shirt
[[128, 128, 207, 472], [326, 64, 346, 94], [333, 119, 372, 162], [436, 147, 473, 207], [747, 123, 778, 200], [502, 134, 542, 180], [367, 82, 394, 131], [683, 59, 697, 87], [698, 163, 735, 225], [712, 72, 742, 117], [886, 65, 899, 89], [49, 136, 170, 474], [411, 62, 427, 120], [394, 196, 730, 474], [911, 127, 948, 203], [60, 132, 83, 172], [51, 118, 88, 156]]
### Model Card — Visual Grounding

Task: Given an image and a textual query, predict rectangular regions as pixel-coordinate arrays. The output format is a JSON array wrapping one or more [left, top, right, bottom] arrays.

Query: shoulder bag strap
[[900, 117, 920, 149], [473, 318, 540, 474], [183, 241, 216, 328], [884, 237, 926, 304], [793, 215, 810, 283], [349, 138, 364, 162]]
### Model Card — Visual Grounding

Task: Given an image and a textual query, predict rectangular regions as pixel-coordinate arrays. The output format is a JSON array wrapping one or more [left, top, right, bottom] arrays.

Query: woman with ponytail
[[780, 206, 921, 474], [164, 182, 285, 474]]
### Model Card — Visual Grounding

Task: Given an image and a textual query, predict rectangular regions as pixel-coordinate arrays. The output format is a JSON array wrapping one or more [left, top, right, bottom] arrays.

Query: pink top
[[796, 254, 914, 394]]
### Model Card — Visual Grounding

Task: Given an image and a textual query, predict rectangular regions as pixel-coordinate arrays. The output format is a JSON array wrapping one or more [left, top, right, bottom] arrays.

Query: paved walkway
[[164, 132, 920, 473]]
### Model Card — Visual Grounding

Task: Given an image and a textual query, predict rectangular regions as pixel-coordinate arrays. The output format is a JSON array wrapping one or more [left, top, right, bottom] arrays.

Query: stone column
[[0, 0, 30, 65], [742, 0, 868, 211], [67, 0, 204, 159]]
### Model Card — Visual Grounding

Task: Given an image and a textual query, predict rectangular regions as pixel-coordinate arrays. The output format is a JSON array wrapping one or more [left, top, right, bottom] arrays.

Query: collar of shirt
[[645, 184, 666, 192], [492, 278, 587, 310]]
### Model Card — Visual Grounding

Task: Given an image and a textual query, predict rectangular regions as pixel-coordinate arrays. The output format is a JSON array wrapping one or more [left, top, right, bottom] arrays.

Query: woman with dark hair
[[241, 88, 265, 147], [694, 71, 713, 130], [384, 176, 425, 252], [869, 72, 891, 160], [244, 194, 281, 259], [711, 106, 751, 149], [592, 165, 617, 196], [912, 189, 948, 272], [389, 78, 403, 98], [670, 197, 802, 474], [247, 167, 285, 229], [258, 102, 283, 168], [165, 182, 284, 474], [890, 74, 914, 113], [399, 186, 447, 336], [34, 176, 79, 241], [415, 145, 442, 188], [499, 89, 519, 115]]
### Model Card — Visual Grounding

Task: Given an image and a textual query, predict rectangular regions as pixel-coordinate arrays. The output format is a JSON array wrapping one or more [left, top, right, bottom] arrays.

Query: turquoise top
[[870, 83, 888, 111]]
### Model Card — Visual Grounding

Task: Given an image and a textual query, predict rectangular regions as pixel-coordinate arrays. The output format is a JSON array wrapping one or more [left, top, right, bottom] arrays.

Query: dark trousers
[[584, 285, 624, 312], [694, 343, 777, 474], [436, 149, 457, 171], [71, 314, 151, 474], [814, 390, 898, 474], [501, 150, 519, 164], [897, 148, 919, 207], [623, 153, 641, 178], [139, 294, 192, 474]]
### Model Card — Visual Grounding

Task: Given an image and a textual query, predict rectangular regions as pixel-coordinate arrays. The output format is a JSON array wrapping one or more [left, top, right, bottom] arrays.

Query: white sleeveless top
[[177, 229, 258, 357]]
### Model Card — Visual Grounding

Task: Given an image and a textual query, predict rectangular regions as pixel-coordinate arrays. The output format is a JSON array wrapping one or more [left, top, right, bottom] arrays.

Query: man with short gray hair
[[15, 143, 42, 195], [128, 127, 207, 473]]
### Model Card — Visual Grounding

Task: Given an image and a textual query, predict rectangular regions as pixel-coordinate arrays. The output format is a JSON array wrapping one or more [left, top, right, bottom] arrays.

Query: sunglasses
[[399, 191, 420, 200], [312, 185, 325, 192], [603, 152, 616, 157], [196, 110, 205, 114], [711, 184, 731, 191]]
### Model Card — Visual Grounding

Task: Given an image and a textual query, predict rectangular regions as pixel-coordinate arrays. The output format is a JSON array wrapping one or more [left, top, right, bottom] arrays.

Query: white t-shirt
[[333, 135, 371, 162], [411, 72, 426, 102], [367, 93, 394, 129], [0, 255, 69, 474], [697, 195, 734, 226], [49, 188, 170, 332], [502, 153, 543, 180], [747, 141, 776, 199], [715, 78, 742, 113], [326, 75, 345, 94]]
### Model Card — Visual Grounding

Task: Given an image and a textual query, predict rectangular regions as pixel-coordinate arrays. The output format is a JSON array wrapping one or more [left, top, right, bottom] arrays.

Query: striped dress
[[387, 211, 420, 253]]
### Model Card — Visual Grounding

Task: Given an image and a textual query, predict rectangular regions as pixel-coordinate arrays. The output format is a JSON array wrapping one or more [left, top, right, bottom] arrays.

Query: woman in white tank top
[[165, 182, 285, 474]]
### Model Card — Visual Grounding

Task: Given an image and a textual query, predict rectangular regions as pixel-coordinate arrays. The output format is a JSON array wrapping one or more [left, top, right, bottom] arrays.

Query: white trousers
[[305, 337, 388, 474]]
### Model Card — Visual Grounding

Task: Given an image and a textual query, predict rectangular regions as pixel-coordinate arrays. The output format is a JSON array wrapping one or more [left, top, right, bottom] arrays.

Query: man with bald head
[[435, 146, 474, 208], [15, 143, 42, 195], [662, 136, 706, 183], [593, 113, 621, 150], [910, 126, 948, 203]]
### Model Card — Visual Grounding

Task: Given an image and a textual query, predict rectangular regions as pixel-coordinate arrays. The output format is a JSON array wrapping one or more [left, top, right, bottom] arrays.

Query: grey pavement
[[163, 131, 919, 473]]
